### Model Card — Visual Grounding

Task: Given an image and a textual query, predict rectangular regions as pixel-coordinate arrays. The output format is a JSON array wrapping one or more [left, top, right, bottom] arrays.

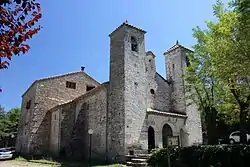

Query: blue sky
[[0, 0, 230, 111]]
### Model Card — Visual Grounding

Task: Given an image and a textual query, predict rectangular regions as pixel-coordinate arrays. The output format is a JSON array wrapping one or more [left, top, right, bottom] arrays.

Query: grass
[[14, 156, 60, 165], [13, 156, 125, 167], [95, 165, 124, 167]]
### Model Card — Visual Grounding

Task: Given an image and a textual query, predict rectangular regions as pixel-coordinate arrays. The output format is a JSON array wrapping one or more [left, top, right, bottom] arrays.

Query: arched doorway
[[162, 124, 173, 148], [148, 126, 155, 153]]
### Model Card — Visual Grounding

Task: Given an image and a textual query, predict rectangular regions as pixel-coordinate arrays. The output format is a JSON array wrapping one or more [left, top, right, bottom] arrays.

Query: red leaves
[[0, 60, 9, 69], [0, 0, 42, 69]]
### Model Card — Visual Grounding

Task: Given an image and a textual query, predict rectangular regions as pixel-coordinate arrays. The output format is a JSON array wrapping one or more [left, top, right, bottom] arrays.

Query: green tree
[[185, 0, 250, 143], [234, 0, 250, 56], [0, 107, 20, 147], [208, 0, 250, 143], [0, 105, 5, 116]]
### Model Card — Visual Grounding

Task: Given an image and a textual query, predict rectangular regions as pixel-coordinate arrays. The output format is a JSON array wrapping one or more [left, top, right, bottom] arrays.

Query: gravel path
[[0, 160, 58, 167]]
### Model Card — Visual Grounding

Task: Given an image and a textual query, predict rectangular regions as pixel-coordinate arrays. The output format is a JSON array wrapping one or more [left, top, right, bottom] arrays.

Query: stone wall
[[60, 103, 76, 157], [145, 109, 186, 148], [16, 82, 37, 154], [165, 47, 187, 113], [145, 51, 158, 110], [30, 110, 51, 155], [50, 109, 60, 155], [184, 102, 203, 146], [154, 73, 171, 112], [85, 86, 107, 160], [123, 26, 147, 155], [165, 45, 203, 146], [108, 25, 126, 161], [47, 84, 108, 161], [18, 71, 100, 155]]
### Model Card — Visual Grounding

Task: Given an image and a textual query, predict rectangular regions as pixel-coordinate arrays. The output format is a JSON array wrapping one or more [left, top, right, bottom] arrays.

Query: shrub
[[148, 145, 250, 167]]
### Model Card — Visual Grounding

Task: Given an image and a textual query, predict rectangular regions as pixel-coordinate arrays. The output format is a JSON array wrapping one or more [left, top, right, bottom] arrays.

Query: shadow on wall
[[26, 110, 51, 156], [60, 104, 87, 161]]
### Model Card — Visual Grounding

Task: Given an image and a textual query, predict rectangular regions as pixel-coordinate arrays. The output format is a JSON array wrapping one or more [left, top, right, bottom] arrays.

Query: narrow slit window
[[131, 36, 138, 52], [26, 100, 31, 109]]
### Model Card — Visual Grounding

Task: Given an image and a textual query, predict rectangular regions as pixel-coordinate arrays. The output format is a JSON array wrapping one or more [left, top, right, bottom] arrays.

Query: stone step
[[130, 158, 147, 164], [126, 161, 148, 167], [137, 153, 151, 157], [126, 154, 151, 159]]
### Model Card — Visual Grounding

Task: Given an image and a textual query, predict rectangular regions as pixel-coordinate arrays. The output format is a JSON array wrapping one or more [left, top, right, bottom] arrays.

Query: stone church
[[16, 22, 202, 162]]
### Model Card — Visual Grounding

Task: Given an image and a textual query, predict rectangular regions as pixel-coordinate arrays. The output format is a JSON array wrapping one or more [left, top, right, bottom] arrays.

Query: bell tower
[[164, 41, 190, 113], [108, 21, 147, 161], [164, 41, 203, 146]]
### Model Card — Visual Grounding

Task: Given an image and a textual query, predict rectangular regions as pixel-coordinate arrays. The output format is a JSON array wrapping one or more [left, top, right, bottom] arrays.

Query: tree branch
[[194, 86, 205, 110], [230, 88, 242, 105]]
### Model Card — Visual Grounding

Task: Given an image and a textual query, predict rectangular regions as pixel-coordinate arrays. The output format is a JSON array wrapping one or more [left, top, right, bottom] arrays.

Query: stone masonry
[[16, 22, 203, 163], [16, 72, 100, 155]]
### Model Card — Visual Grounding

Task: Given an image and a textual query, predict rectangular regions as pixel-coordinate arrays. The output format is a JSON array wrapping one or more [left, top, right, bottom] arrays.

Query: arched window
[[131, 36, 138, 52]]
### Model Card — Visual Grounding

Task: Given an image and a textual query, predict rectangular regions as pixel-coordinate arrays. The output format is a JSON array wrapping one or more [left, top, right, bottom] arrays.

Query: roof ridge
[[164, 42, 193, 55], [109, 21, 146, 37], [48, 84, 107, 112], [22, 71, 100, 96], [37, 71, 83, 82]]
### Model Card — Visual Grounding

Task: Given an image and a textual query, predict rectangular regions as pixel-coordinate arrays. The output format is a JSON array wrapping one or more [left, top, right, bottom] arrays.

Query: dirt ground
[[0, 159, 122, 167], [0, 160, 59, 167]]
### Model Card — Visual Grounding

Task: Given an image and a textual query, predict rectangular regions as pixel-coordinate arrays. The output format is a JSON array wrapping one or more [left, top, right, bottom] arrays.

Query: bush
[[148, 145, 250, 167]]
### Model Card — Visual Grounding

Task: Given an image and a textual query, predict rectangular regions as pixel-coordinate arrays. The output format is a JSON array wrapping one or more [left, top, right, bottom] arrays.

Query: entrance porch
[[145, 108, 188, 152]]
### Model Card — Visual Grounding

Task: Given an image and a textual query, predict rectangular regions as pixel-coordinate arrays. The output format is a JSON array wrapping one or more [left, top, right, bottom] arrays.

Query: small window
[[26, 100, 31, 109], [150, 89, 155, 95], [131, 36, 138, 52], [66, 81, 76, 89], [172, 64, 175, 69], [86, 85, 95, 91], [54, 114, 56, 120]]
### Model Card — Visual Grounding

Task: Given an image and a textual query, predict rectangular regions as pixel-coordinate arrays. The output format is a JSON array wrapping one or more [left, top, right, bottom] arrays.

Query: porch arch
[[162, 123, 173, 148]]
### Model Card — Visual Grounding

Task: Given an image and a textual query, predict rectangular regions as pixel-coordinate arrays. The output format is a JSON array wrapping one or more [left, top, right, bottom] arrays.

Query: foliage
[[184, 0, 250, 143], [233, 0, 250, 55], [0, 0, 42, 69], [148, 145, 250, 167], [0, 107, 20, 139], [148, 147, 180, 167], [0, 105, 5, 116]]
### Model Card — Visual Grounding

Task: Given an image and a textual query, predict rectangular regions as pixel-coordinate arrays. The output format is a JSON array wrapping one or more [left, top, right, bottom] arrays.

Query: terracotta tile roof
[[164, 41, 193, 55], [109, 21, 146, 37]]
